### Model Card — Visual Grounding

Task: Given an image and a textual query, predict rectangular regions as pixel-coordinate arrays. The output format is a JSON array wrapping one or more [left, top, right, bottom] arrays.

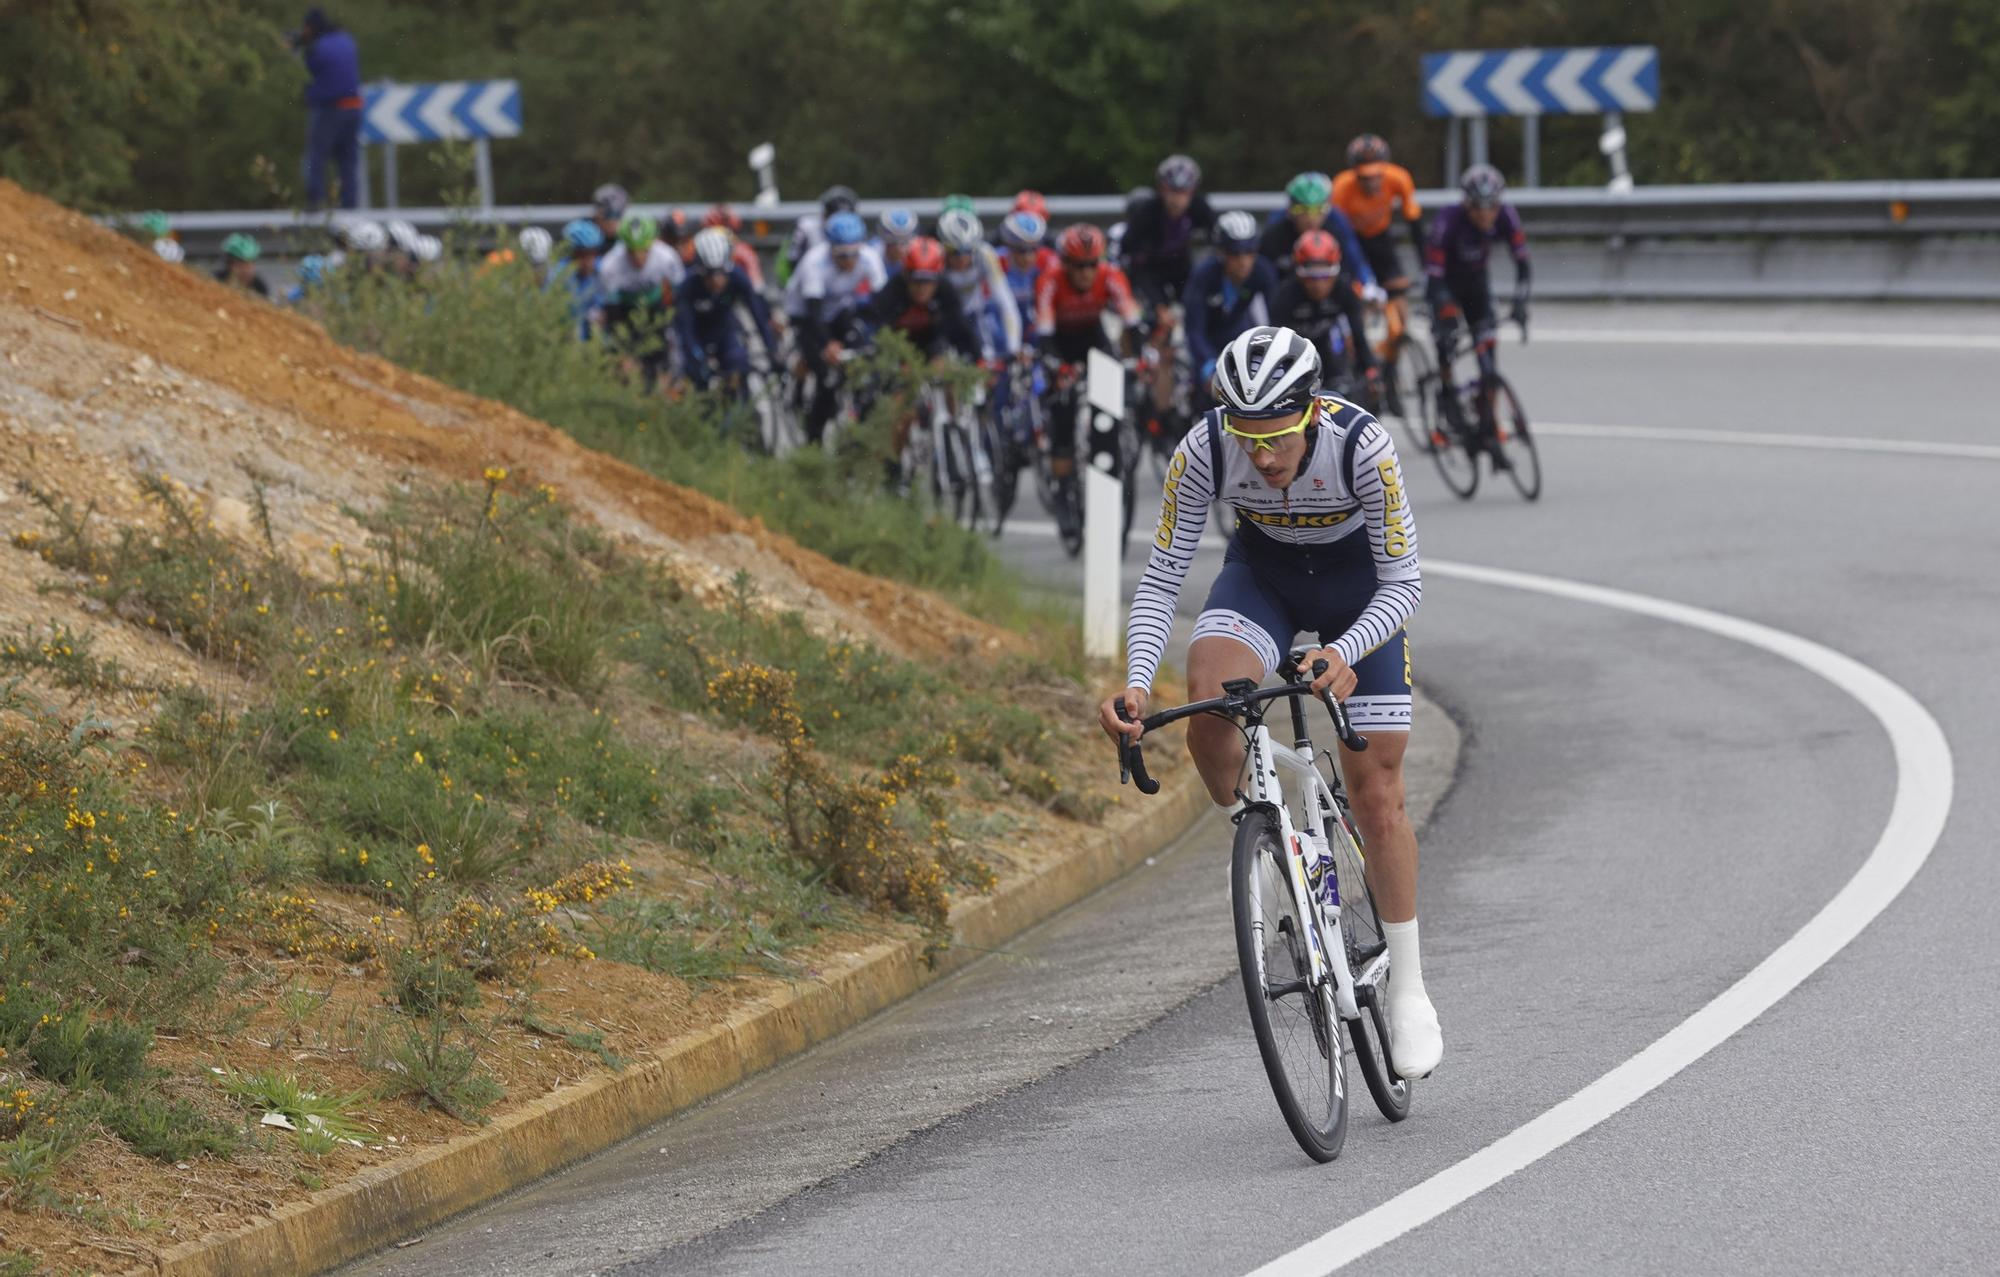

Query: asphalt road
[[343, 302, 1997, 1275]]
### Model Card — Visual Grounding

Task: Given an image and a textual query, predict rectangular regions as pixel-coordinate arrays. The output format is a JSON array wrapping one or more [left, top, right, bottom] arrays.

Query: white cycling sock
[[1383, 917, 1426, 1004]]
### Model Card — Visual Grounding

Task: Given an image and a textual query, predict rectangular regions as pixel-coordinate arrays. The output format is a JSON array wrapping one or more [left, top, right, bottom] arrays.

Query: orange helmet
[[1056, 223, 1106, 265], [1012, 189, 1049, 219], [1294, 229, 1341, 278], [904, 236, 946, 278], [702, 203, 742, 232]]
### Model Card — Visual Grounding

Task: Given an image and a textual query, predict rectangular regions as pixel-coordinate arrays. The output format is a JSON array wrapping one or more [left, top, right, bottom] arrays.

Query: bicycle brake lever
[[1309, 659, 1370, 752]]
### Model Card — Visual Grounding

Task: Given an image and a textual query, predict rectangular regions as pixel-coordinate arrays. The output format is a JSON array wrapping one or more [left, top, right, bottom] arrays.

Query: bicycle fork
[[1248, 726, 1363, 1023]]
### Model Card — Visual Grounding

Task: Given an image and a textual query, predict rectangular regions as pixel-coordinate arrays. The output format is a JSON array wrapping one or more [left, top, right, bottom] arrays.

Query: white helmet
[[386, 219, 420, 253], [1212, 326, 1321, 419], [517, 225, 554, 265], [936, 208, 984, 252], [413, 234, 442, 263], [692, 226, 734, 272], [152, 237, 186, 265], [340, 218, 388, 253], [1215, 210, 1260, 252]]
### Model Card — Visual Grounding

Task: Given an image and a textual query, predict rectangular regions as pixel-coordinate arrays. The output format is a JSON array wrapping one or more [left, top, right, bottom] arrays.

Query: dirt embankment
[[0, 179, 1009, 674]]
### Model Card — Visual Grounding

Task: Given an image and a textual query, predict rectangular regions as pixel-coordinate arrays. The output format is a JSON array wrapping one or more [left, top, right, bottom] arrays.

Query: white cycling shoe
[[1387, 990, 1443, 1080]]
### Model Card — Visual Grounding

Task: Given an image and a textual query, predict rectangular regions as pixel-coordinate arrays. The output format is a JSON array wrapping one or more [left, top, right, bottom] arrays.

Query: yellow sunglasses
[[1222, 409, 1310, 452]]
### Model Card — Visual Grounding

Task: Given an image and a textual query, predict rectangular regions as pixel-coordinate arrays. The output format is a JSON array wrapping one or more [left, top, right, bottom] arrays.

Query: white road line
[[1535, 420, 2000, 462], [1516, 327, 2000, 352], [1246, 560, 1954, 1277]]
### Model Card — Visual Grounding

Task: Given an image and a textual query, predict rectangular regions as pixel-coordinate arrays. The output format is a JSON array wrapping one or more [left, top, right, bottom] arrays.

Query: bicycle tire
[[1387, 338, 1437, 458], [1055, 472, 1084, 558], [1233, 809, 1349, 1162], [1427, 384, 1479, 500], [1322, 813, 1411, 1122], [1490, 376, 1542, 502]]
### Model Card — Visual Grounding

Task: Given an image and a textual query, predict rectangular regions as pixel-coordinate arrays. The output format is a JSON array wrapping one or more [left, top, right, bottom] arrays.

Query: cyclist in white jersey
[[1097, 325, 1442, 1079], [786, 211, 888, 442]]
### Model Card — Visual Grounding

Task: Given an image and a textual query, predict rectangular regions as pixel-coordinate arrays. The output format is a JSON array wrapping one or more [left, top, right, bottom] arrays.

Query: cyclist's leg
[[1186, 554, 1293, 807]]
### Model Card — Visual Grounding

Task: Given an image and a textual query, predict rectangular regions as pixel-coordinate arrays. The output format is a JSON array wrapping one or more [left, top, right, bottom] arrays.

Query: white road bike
[[1115, 652, 1411, 1161]]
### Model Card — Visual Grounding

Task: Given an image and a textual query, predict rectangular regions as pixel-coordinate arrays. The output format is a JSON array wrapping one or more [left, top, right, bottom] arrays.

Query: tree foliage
[[3, 0, 1997, 212]]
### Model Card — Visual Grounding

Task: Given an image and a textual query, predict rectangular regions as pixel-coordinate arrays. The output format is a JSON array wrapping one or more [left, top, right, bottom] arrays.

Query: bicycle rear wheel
[[1323, 812, 1410, 1122], [1233, 810, 1349, 1162], [1387, 338, 1437, 458], [1489, 376, 1542, 502], [1426, 385, 1479, 500]]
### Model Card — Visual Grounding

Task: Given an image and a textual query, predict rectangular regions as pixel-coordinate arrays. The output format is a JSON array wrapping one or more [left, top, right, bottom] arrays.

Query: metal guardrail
[[131, 180, 2000, 301]]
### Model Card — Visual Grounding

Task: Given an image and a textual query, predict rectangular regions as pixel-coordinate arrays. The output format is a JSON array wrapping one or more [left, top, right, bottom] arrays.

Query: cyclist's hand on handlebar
[[1294, 647, 1357, 701], [1099, 687, 1149, 742]]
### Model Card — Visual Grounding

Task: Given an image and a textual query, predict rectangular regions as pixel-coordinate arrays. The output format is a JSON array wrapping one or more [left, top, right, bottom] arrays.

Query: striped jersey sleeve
[[1331, 419, 1423, 667], [1123, 424, 1217, 691]]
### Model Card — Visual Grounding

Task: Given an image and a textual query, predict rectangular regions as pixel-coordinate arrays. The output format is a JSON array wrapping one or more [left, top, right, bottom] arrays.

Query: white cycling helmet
[[152, 237, 186, 265], [413, 234, 442, 263], [1212, 326, 1322, 419], [386, 219, 419, 253], [340, 218, 388, 253], [936, 208, 984, 253], [692, 226, 734, 272], [517, 225, 553, 265], [1215, 210, 1260, 252]]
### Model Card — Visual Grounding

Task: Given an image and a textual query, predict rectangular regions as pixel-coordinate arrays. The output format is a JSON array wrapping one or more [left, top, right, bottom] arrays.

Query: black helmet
[[819, 184, 859, 215], [1460, 163, 1506, 209]]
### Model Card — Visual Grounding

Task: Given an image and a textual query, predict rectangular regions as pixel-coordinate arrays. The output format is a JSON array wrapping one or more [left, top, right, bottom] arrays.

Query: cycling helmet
[[517, 225, 554, 265], [339, 218, 388, 253], [386, 219, 419, 253], [413, 234, 442, 263], [937, 208, 984, 253], [1012, 189, 1049, 219], [1284, 171, 1332, 208], [222, 232, 261, 262], [1000, 210, 1047, 251], [1347, 134, 1392, 169], [1293, 229, 1341, 278], [1156, 154, 1202, 192], [692, 226, 734, 272], [297, 253, 327, 286], [661, 208, 689, 244], [1056, 222, 1106, 265], [619, 213, 658, 253], [1215, 210, 1260, 253], [702, 203, 742, 232], [561, 218, 605, 254], [592, 183, 630, 221], [825, 211, 867, 247], [903, 236, 946, 280], [1460, 163, 1506, 209], [820, 184, 859, 215], [152, 238, 186, 265], [940, 194, 977, 217], [137, 210, 171, 239], [878, 207, 920, 242], [1212, 326, 1322, 420]]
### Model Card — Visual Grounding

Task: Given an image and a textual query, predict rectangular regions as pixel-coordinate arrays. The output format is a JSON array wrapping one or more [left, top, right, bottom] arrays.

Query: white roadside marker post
[[1084, 348, 1126, 661]]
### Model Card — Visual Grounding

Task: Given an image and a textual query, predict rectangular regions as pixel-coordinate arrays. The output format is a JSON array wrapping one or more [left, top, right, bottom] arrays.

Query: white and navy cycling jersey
[[596, 241, 685, 300], [944, 243, 1023, 358], [1125, 396, 1421, 728], [782, 240, 888, 320]]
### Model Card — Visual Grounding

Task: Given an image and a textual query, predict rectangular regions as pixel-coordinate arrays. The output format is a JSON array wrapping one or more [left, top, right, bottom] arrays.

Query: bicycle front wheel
[[1233, 810, 1349, 1162], [1427, 387, 1479, 500], [1489, 376, 1542, 502]]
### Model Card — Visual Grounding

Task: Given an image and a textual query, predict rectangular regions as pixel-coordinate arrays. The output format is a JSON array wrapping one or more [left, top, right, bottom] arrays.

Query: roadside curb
[[146, 766, 1214, 1277]]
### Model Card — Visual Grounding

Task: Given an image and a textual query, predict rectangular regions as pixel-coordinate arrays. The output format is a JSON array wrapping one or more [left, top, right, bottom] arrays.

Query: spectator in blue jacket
[[292, 8, 363, 210]]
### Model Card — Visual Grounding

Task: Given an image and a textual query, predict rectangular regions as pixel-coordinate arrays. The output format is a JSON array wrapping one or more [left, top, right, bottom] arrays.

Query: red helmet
[[1012, 189, 1049, 219], [1056, 223, 1106, 265], [702, 203, 742, 232], [1294, 229, 1341, 278], [904, 236, 946, 278]]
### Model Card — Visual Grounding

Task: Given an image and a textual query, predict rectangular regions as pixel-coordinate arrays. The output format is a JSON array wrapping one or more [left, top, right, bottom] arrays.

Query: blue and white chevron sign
[[361, 80, 523, 145], [1421, 47, 1659, 117]]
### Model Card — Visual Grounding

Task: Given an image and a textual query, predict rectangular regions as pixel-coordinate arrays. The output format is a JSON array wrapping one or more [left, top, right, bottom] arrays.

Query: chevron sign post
[[358, 80, 522, 212], [1421, 47, 1658, 192]]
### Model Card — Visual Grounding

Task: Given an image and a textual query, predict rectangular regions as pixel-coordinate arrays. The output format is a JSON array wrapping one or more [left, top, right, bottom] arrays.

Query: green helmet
[[221, 232, 260, 262], [1285, 171, 1332, 208], [137, 210, 171, 239], [619, 212, 658, 253], [941, 193, 977, 215]]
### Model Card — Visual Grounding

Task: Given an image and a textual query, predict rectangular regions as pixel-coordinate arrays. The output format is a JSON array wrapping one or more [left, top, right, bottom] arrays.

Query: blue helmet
[[878, 207, 919, 241], [297, 254, 327, 286], [1000, 210, 1046, 251], [825, 211, 866, 247], [561, 218, 605, 253]]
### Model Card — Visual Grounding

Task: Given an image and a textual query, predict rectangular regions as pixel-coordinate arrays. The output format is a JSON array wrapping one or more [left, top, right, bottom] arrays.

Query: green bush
[[103, 1091, 239, 1162]]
